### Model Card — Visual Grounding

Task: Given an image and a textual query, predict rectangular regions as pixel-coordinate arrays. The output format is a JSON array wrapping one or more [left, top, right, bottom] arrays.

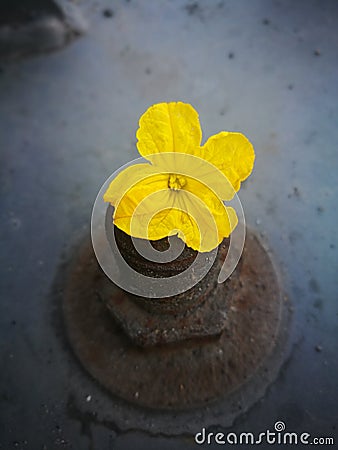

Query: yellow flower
[[103, 102, 255, 252]]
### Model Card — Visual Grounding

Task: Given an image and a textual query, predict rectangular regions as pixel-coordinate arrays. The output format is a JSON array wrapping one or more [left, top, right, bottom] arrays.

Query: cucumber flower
[[103, 102, 255, 252]]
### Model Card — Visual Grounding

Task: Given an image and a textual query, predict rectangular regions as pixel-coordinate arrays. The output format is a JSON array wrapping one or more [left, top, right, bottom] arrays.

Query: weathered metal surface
[[106, 226, 235, 345], [113, 225, 221, 317], [63, 230, 288, 414], [103, 247, 231, 346]]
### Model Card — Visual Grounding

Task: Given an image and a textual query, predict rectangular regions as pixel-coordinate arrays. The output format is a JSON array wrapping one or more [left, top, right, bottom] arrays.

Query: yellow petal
[[201, 132, 255, 191], [113, 178, 170, 239], [108, 161, 238, 251], [148, 152, 236, 201], [136, 102, 202, 158], [103, 162, 164, 205], [140, 186, 237, 252], [174, 189, 238, 251], [113, 175, 237, 251], [223, 206, 238, 234], [149, 207, 204, 250]]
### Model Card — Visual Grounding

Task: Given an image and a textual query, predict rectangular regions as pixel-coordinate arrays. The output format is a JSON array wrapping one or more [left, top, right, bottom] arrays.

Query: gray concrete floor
[[0, 0, 337, 449]]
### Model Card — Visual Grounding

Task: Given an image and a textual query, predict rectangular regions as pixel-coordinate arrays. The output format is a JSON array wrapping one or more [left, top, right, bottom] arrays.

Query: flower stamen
[[168, 174, 186, 191]]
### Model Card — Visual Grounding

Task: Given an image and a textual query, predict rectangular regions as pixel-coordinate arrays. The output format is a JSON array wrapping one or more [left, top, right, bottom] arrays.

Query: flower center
[[168, 173, 186, 191]]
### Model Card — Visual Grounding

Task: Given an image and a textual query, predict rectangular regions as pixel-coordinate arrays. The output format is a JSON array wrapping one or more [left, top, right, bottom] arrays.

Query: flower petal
[[103, 162, 164, 205], [106, 160, 239, 251], [113, 176, 238, 251], [136, 102, 202, 158], [112, 176, 170, 238], [149, 207, 204, 250], [202, 132, 255, 191], [175, 189, 238, 251], [143, 185, 237, 252], [147, 152, 236, 200]]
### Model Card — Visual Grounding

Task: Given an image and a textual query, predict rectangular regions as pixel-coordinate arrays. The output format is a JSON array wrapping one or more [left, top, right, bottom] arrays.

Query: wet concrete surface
[[0, 0, 337, 448]]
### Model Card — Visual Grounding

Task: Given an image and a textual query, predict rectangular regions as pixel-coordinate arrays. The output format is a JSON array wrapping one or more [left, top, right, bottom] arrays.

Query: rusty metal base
[[63, 231, 289, 412], [103, 240, 235, 347]]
